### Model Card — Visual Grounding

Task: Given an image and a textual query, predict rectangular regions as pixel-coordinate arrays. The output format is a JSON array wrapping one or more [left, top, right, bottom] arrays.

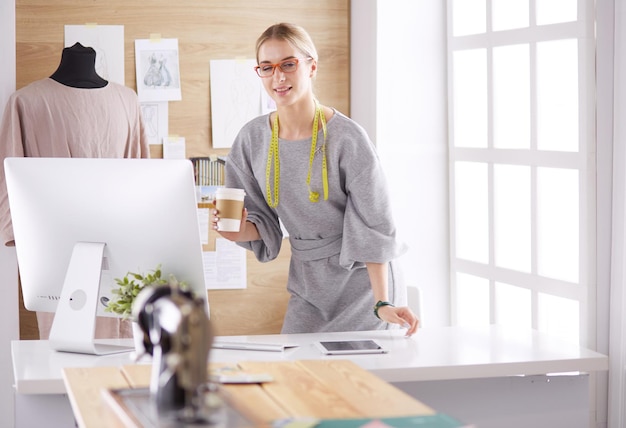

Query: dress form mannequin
[[2, 43, 148, 341], [50, 42, 108, 89]]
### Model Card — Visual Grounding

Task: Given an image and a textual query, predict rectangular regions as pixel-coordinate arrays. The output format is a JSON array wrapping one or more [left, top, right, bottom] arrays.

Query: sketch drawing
[[140, 101, 168, 145], [210, 59, 262, 148], [135, 38, 182, 102], [64, 25, 125, 85], [141, 104, 159, 139], [142, 52, 176, 88]]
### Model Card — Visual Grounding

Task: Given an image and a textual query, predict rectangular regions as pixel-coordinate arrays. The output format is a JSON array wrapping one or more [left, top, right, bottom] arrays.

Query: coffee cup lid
[[216, 187, 245, 196]]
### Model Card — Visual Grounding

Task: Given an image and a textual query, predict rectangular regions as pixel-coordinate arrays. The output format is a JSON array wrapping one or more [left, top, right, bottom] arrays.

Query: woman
[[213, 23, 418, 336]]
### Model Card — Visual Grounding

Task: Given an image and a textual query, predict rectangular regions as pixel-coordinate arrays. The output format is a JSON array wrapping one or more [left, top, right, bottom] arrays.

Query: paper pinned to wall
[[197, 208, 210, 245], [140, 101, 168, 145], [163, 136, 186, 159], [135, 38, 182, 102], [209, 59, 268, 148], [64, 24, 125, 85], [202, 239, 247, 289]]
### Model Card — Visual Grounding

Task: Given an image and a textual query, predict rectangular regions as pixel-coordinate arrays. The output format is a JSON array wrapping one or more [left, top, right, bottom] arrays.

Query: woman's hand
[[377, 305, 419, 337], [211, 203, 259, 242]]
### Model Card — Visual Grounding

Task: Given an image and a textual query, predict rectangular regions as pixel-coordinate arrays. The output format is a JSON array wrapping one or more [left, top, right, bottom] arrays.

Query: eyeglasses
[[254, 57, 311, 78]]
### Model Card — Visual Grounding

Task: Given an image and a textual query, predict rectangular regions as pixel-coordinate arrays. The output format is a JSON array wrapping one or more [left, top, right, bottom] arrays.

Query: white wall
[[351, 0, 449, 326], [0, 1, 19, 426], [594, 0, 614, 426], [608, 1, 626, 426]]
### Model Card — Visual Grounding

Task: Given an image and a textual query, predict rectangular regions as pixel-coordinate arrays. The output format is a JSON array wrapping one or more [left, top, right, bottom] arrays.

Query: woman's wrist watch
[[373, 300, 394, 319]]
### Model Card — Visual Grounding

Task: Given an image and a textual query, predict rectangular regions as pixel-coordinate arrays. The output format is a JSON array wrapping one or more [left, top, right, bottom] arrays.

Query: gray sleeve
[[224, 125, 284, 263], [334, 118, 407, 269]]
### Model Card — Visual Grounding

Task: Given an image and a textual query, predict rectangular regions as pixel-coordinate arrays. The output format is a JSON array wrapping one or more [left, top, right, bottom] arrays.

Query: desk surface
[[12, 325, 609, 395], [63, 360, 437, 428]]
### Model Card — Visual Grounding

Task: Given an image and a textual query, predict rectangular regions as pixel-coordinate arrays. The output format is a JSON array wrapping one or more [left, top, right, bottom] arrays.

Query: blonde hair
[[255, 23, 318, 63]]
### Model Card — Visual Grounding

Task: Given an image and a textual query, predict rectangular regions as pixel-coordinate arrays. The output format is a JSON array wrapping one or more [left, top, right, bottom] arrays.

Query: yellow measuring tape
[[266, 102, 328, 207]]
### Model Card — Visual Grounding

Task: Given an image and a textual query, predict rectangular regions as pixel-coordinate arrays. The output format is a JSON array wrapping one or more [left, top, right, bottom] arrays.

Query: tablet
[[315, 340, 388, 355]]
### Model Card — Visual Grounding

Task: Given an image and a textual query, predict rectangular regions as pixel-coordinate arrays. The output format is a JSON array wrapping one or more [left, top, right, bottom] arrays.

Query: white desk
[[12, 325, 608, 428]]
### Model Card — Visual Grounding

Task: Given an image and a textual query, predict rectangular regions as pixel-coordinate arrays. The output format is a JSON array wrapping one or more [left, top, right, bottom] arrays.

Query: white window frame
[[447, 0, 596, 347]]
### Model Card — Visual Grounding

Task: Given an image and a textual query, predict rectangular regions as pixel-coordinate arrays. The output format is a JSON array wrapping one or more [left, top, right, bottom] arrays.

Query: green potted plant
[[105, 264, 186, 320]]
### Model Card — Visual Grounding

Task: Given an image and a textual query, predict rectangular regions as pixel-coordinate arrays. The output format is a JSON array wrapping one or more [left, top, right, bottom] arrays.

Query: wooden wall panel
[[15, 0, 350, 157], [15, 0, 350, 338], [209, 246, 292, 336]]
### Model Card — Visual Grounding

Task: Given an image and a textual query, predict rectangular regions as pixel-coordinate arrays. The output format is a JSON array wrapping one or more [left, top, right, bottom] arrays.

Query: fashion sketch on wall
[[135, 38, 182, 102], [65, 24, 125, 85], [140, 101, 168, 145]]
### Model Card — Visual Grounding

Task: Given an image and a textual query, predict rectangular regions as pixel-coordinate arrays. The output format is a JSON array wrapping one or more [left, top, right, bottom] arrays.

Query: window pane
[[496, 282, 531, 328], [456, 273, 490, 326], [455, 162, 489, 263], [536, 0, 577, 25], [492, 0, 529, 31], [452, 0, 486, 36], [493, 44, 530, 149], [536, 39, 579, 151], [538, 292, 579, 344], [494, 165, 531, 272], [453, 49, 488, 148], [537, 167, 579, 282]]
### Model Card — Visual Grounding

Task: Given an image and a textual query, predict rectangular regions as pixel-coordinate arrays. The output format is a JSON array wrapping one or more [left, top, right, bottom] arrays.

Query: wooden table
[[62, 359, 435, 428]]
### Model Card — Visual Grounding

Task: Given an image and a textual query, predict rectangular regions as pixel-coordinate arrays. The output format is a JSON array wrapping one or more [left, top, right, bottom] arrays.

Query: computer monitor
[[4, 157, 209, 355]]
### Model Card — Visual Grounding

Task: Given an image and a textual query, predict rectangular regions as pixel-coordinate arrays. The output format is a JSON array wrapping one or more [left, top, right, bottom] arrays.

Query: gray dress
[[225, 110, 407, 333]]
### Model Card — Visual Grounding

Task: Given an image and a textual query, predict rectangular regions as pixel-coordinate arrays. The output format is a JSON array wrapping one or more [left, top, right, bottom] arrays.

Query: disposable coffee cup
[[215, 188, 246, 232]]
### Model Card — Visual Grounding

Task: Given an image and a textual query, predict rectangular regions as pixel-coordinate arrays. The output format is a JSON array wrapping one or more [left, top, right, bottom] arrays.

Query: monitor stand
[[48, 242, 134, 355]]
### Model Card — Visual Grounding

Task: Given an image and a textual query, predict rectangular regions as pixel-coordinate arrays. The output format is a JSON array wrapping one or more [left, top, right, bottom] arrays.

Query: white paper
[[163, 136, 186, 159], [64, 25, 125, 85], [197, 208, 210, 245], [209, 59, 264, 148], [202, 238, 247, 290], [135, 38, 182, 102], [140, 101, 168, 145]]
